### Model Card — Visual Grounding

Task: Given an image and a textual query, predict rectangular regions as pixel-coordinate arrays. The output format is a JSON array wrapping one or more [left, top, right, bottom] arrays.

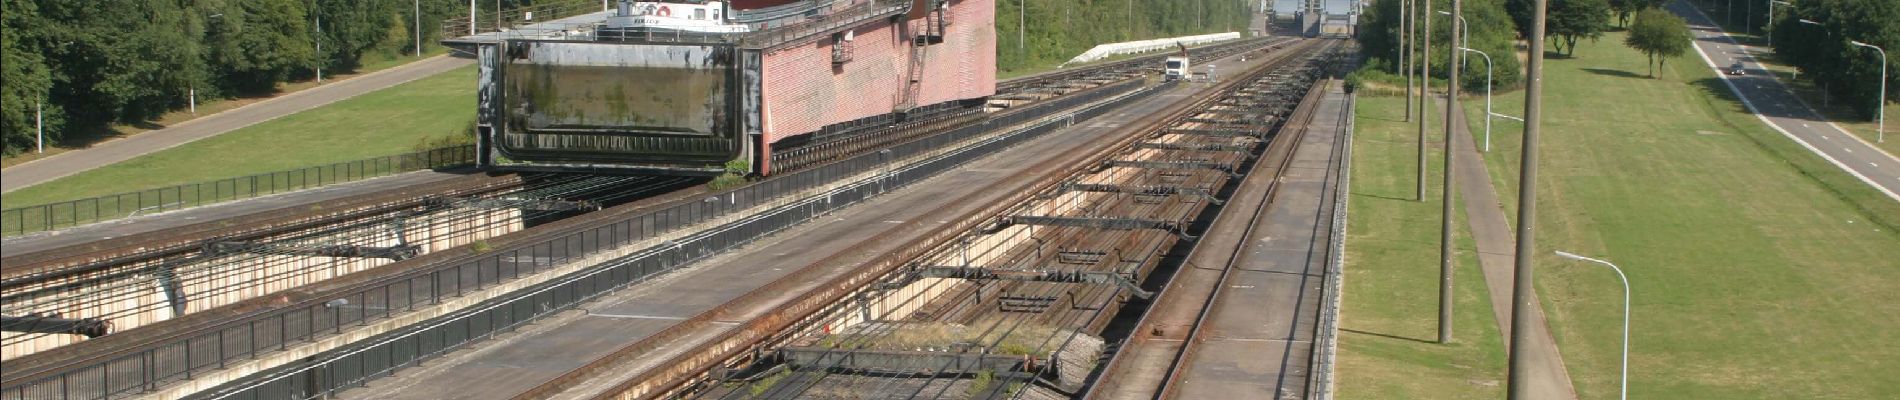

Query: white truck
[[1165, 55, 1190, 81], [1163, 42, 1193, 82]]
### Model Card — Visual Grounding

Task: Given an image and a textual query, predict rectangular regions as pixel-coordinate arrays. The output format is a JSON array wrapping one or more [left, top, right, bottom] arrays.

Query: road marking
[[1803, 123, 1811, 128], [1846, 148, 1854, 153]]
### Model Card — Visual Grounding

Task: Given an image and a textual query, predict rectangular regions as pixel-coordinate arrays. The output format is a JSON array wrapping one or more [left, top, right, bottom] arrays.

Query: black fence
[[0, 146, 477, 238], [0, 79, 1158, 400]]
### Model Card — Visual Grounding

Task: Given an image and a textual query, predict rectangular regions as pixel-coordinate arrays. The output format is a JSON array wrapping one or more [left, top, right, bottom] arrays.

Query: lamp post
[[1438, 11, 1468, 68], [1848, 40, 1887, 143], [314, 7, 323, 84], [194, 13, 224, 115], [1768, 1, 1790, 47], [1725, 0, 1733, 28], [415, 0, 422, 58], [1461, 46, 1495, 152], [1554, 251, 1631, 400]]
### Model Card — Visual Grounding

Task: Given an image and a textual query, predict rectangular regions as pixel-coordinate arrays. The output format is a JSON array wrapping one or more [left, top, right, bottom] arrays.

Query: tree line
[[1358, 0, 1894, 120], [1357, 0, 1527, 91], [1765, 0, 1898, 119], [0, 0, 509, 156]]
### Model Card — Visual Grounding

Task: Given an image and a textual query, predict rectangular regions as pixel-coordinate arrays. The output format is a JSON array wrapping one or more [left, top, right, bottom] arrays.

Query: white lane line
[[1803, 123, 1811, 128], [1847, 148, 1855, 153]]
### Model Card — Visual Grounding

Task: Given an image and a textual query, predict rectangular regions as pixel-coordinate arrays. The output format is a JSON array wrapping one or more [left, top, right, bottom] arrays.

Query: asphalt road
[[1670, 0, 1900, 201], [0, 56, 473, 194]]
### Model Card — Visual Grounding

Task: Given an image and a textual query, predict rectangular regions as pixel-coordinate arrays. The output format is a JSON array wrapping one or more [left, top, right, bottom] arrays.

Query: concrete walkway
[[1, 56, 473, 193], [1441, 97, 1579, 399]]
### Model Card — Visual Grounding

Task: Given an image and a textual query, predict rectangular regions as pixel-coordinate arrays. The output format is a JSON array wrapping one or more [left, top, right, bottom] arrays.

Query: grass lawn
[[1335, 94, 1508, 399], [1, 64, 476, 209], [1, 46, 453, 168], [1460, 31, 1900, 398]]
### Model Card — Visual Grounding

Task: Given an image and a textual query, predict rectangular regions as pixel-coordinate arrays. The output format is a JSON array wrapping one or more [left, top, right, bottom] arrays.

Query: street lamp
[[1768, 1, 1791, 47], [193, 13, 225, 115], [1849, 40, 1887, 143], [1438, 11, 1468, 68], [1726, 0, 1734, 28], [1554, 251, 1631, 400], [1460, 46, 1495, 151]]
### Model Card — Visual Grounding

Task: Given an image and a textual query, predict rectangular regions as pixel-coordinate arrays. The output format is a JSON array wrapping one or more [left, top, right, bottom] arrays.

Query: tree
[[38, 0, 204, 125], [1548, 0, 1611, 55], [1609, 0, 1665, 27], [1773, 0, 1899, 119], [205, 0, 319, 95], [1625, 8, 1692, 77], [1, 0, 59, 155], [313, 0, 399, 72]]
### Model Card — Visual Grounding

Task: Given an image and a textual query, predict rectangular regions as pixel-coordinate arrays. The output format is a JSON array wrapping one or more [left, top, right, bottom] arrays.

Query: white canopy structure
[[1060, 32, 1243, 67]]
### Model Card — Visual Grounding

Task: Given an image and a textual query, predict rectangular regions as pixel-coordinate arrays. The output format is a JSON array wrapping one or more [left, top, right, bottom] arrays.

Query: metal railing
[[442, 0, 608, 40], [1, 145, 476, 238], [1308, 82, 1353, 400], [0, 78, 1155, 400]]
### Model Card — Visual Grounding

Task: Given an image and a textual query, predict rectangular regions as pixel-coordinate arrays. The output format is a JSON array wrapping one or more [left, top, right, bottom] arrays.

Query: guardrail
[[0, 145, 476, 238], [1308, 82, 1353, 400], [442, 0, 607, 40]]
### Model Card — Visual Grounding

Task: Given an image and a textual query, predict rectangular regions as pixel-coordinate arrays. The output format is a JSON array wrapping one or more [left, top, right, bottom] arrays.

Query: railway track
[[541, 39, 1342, 400], [1085, 47, 1351, 400], [0, 37, 1297, 400]]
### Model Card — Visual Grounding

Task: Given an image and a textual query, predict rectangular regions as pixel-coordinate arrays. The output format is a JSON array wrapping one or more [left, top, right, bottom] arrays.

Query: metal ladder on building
[[895, 1, 947, 114]]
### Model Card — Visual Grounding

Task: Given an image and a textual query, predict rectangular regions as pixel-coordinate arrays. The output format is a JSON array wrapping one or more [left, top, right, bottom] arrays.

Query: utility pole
[[1402, 0, 1413, 122], [1417, 0, 1432, 202], [1506, 0, 1551, 396], [1438, 0, 1462, 345], [1020, 0, 1026, 50]]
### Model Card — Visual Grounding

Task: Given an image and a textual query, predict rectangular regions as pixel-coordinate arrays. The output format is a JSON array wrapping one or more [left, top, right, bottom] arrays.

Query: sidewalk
[[1442, 97, 1580, 400], [1, 56, 473, 193]]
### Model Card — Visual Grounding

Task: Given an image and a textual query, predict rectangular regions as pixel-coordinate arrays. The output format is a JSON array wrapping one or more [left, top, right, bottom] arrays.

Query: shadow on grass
[[1352, 192, 1416, 203], [1341, 328, 1437, 344], [1581, 68, 1647, 80]]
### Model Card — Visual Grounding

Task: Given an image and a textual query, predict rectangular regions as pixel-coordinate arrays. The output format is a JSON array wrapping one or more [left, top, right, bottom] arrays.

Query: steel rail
[[1152, 75, 1333, 400], [599, 39, 1328, 400]]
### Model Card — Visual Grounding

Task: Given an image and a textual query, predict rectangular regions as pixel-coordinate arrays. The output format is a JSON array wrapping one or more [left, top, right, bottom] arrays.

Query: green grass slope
[[3, 65, 475, 209], [1464, 32, 1900, 398]]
